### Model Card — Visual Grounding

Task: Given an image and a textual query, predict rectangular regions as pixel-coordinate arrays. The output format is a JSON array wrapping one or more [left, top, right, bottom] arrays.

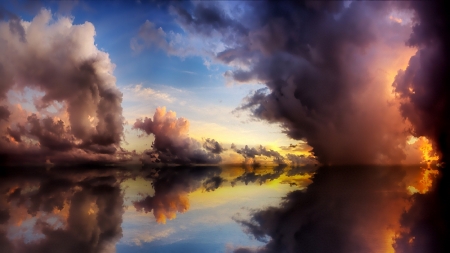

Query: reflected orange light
[[418, 167, 439, 193], [386, 230, 397, 253], [407, 137, 439, 194], [418, 137, 439, 193], [154, 193, 190, 224], [275, 173, 313, 189]]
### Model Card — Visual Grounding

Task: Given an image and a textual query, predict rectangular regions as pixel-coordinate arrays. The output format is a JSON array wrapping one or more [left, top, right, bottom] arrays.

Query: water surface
[[0, 164, 431, 253]]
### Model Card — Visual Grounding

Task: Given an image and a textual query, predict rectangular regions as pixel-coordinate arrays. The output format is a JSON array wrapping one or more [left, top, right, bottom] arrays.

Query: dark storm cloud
[[393, 1, 450, 163], [203, 138, 224, 154], [391, 1, 450, 252], [26, 114, 75, 152], [170, 1, 412, 165], [132, 1, 251, 57], [133, 166, 222, 223], [0, 9, 126, 165], [0, 209, 9, 224], [285, 154, 317, 167], [233, 165, 414, 253], [0, 166, 126, 253], [170, 2, 248, 43], [232, 144, 285, 165], [133, 107, 222, 164], [0, 232, 13, 253]]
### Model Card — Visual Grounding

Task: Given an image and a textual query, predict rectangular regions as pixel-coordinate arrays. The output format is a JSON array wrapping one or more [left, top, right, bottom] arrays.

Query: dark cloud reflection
[[0, 163, 317, 252], [0, 166, 128, 253], [233, 165, 425, 253]]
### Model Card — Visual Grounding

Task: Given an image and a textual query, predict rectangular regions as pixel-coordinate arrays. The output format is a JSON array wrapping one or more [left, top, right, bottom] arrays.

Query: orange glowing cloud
[[133, 107, 223, 164], [405, 136, 440, 194], [134, 190, 191, 224], [154, 193, 190, 224]]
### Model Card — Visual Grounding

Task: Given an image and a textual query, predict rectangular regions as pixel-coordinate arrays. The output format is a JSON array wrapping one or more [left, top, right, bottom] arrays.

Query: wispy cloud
[[126, 227, 175, 246], [121, 83, 174, 103]]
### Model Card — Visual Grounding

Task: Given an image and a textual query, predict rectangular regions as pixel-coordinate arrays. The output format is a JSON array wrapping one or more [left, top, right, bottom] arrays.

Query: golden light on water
[[154, 193, 190, 224], [418, 167, 439, 193]]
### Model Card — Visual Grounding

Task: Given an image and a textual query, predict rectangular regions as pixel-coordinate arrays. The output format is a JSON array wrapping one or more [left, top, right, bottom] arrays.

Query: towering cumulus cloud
[[392, 1, 450, 252], [169, 1, 414, 165], [163, 1, 448, 252], [0, 9, 124, 165], [133, 107, 222, 164]]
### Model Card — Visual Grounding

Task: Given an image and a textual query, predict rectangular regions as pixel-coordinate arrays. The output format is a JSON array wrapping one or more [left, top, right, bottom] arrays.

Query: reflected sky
[[0, 164, 313, 253], [0, 164, 435, 253]]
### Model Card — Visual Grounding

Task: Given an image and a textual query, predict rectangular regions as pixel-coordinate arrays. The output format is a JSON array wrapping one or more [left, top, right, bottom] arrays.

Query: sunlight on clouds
[[189, 120, 296, 154], [389, 15, 403, 24], [406, 137, 440, 194], [120, 83, 177, 122]]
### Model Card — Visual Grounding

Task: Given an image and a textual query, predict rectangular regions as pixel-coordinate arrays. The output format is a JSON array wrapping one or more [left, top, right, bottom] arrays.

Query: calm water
[[0, 164, 432, 253]]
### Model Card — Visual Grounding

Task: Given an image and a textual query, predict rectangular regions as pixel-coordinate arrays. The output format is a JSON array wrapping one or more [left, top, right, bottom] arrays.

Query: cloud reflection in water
[[0, 164, 437, 253]]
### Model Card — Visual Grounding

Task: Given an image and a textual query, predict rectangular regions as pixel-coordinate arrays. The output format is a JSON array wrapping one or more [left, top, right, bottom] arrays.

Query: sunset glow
[[1, 1, 449, 253]]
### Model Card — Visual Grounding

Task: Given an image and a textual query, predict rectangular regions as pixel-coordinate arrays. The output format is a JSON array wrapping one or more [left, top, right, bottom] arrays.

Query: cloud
[[391, 1, 450, 252], [121, 84, 173, 103], [233, 165, 414, 253], [169, 1, 415, 165], [0, 166, 126, 253], [203, 138, 225, 154], [161, 2, 450, 252], [133, 166, 222, 223], [230, 143, 317, 166], [0, 9, 126, 165], [203, 176, 226, 192], [0, 106, 10, 121], [392, 1, 450, 163], [231, 144, 285, 165], [127, 228, 175, 246], [133, 107, 222, 164], [131, 2, 246, 60], [285, 154, 317, 167], [25, 114, 75, 152], [130, 20, 170, 53], [169, 2, 248, 44], [231, 164, 286, 186]]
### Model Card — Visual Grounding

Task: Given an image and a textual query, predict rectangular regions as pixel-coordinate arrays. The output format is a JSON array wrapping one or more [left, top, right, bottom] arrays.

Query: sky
[[0, 0, 327, 166], [0, 0, 450, 253]]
